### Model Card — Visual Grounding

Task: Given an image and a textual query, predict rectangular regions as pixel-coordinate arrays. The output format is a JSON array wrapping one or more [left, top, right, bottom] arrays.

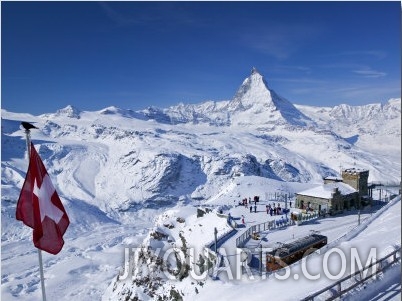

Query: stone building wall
[[296, 189, 359, 215], [342, 168, 369, 196], [295, 195, 329, 211]]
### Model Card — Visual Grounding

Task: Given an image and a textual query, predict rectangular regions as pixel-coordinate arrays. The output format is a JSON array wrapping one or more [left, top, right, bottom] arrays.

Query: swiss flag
[[16, 143, 70, 255]]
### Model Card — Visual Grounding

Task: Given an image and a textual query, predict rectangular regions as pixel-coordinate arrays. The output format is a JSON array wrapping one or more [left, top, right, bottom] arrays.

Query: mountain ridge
[[1, 69, 400, 215]]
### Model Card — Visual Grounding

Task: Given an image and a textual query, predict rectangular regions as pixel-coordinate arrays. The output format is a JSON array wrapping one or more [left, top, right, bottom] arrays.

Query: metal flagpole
[[23, 123, 47, 301], [37, 249, 47, 301]]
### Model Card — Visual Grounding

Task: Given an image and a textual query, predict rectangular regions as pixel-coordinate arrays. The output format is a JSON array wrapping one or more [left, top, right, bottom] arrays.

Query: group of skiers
[[237, 196, 260, 208], [266, 203, 282, 216], [231, 196, 292, 225], [235, 196, 292, 216]]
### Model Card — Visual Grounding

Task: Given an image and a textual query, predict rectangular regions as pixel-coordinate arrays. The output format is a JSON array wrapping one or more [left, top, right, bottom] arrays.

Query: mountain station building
[[295, 168, 371, 215]]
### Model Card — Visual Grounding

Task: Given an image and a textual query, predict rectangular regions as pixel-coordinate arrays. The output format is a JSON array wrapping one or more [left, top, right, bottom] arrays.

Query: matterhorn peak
[[251, 66, 259, 74], [228, 68, 313, 127], [249, 67, 269, 88], [229, 68, 275, 111]]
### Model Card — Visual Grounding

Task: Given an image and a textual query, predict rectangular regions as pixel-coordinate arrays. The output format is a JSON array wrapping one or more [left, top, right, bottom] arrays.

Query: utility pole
[[358, 193, 361, 225], [259, 244, 263, 274], [214, 227, 218, 254], [358, 209, 361, 225]]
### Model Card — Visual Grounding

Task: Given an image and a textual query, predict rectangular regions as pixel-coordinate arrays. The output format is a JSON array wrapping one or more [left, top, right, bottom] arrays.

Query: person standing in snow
[[250, 205, 252, 213], [242, 215, 245, 224]]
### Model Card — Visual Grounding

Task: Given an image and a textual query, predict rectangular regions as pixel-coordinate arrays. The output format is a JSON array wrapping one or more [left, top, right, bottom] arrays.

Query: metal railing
[[235, 212, 320, 248], [301, 247, 401, 301], [236, 219, 290, 247]]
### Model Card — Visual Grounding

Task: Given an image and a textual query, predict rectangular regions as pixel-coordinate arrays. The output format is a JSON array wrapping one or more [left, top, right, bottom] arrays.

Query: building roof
[[324, 176, 342, 181], [342, 167, 369, 173], [296, 182, 357, 199]]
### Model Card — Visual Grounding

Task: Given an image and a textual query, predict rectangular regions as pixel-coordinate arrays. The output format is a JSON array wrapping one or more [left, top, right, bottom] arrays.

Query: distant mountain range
[[1, 68, 400, 215], [139, 67, 313, 127]]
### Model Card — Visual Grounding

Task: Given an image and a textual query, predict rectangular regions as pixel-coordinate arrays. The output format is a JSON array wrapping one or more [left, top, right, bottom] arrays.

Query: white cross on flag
[[16, 143, 70, 255]]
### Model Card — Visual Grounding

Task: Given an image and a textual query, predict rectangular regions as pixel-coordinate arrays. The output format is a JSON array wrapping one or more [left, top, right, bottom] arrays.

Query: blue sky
[[2, 1, 401, 115]]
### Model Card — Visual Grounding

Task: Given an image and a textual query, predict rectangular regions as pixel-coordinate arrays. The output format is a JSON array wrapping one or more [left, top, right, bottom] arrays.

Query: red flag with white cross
[[16, 142, 70, 255]]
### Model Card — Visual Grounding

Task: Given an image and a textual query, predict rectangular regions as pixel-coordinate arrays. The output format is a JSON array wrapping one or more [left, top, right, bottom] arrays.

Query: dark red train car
[[266, 233, 327, 272]]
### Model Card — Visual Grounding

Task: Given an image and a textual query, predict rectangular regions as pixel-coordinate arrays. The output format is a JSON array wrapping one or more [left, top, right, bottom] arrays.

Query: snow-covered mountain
[[2, 68, 400, 213], [1, 68, 401, 300], [143, 68, 313, 127], [228, 67, 313, 127], [295, 98, 401, 158]]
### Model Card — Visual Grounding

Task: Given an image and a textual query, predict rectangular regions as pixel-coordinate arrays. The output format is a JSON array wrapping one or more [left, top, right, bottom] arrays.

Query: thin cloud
[[353, 68, 387, 78], [322, 50, 388, 60], [285, 78, 400, 105], [317, 63, 388, 78], [271, 65, 313, 75], [338, 85, 399, 97], [271, 77, 327, 85], [326, 80, 400, 103], [339, 50, 387, 60], [290, 87, 320, 95], [319, 63, 360, 70]]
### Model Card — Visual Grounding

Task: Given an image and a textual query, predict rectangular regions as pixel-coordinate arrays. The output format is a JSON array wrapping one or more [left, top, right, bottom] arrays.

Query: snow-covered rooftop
[[343, 167, 369, 173], [296, 182, 357, 199], [324, 176, 342, 181]]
